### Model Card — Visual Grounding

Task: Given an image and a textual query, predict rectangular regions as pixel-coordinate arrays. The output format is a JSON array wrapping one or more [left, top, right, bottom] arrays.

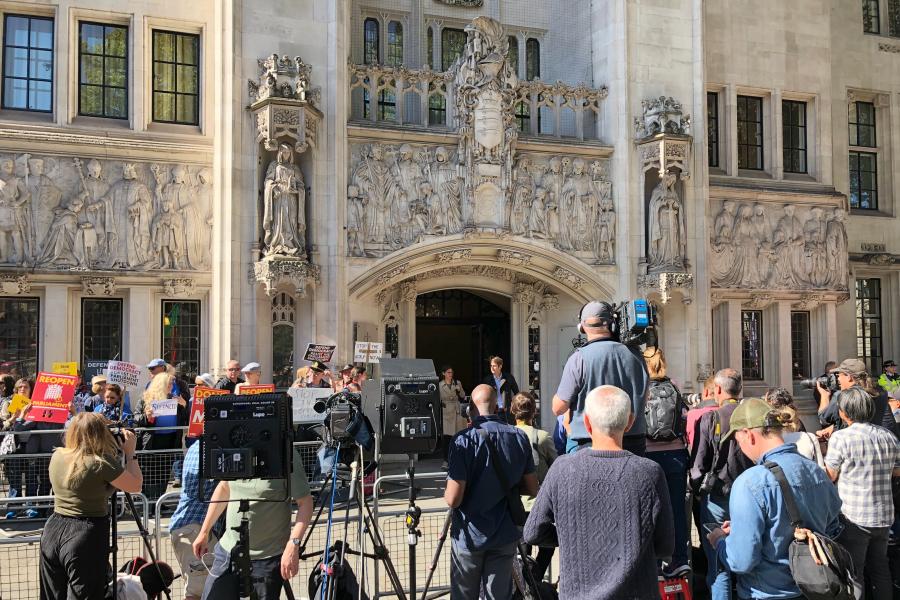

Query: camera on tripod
[[314, 390, 367, 447], [799, 372, 840, 393]]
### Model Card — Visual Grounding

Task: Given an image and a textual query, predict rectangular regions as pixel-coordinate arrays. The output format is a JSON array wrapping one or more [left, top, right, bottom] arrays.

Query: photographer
[[39, 412, 143, 599], [552, 301, 650, 455], [817, 358, 896, 437], [445, 384, 537, 600], [192, 446, 314, 600]]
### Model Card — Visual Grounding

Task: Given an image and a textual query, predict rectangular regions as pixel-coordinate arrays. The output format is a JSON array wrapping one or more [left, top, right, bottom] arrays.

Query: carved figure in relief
[[0, 158, 31, 263], [26, 158, 61, 250], [103, 163, 153, 268], [78, 159, 113, 263], [825, 209, 848, 288], [772, 204, 803, 286], [802, 207, 828, 288], [596, 205, 616, 263], [164, 165, 200, 268], [352, 144, 399, 244], [509, 157, 532, 235], [647, 172, 686, 270], [527, 187, 548, 239], [346, 185, 366, 257], [262, 143, 306, 257], [544, 186, 560, 241], [394, 145, 421, 245], [409, 181, 433, 241], [561, 159, 595, 250], [723, 204, 760, 288], [430, 147, 463, 235], [152, 198, 183, 269], [193, 169, 214, 268], [542, 157, 568, 249], [38, 192, 89, 267]]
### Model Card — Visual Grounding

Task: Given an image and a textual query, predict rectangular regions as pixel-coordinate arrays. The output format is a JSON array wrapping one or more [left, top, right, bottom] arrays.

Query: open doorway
[[415, 289, 511, 393]]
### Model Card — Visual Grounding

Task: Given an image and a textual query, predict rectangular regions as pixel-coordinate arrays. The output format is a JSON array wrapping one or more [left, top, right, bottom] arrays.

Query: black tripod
[[297, 443, 407, 600], [109, 491, 173, 600]]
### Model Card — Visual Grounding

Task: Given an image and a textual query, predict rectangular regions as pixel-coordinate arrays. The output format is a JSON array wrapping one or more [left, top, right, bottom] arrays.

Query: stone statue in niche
[[509, 157, 533, 235], [346, 185, 366, 257], [646, 171, 686, 272], [709, 200, 849, 291], [262, 143, 307, 258], [394, 145, 421, 245], [429, 147, 463, 236]]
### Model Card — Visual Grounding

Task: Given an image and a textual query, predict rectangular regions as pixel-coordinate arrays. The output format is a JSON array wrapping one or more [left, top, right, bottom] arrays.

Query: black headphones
[[577, 301, 615, 334]]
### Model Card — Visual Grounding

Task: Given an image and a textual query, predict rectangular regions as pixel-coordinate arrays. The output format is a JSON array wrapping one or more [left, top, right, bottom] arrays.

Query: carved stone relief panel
[[0, 154, 212, 272], [709, 200, 848, 291]]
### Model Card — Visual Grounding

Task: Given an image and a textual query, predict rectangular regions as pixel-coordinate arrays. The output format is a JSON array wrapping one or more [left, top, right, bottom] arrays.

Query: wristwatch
[[291, 537, 301, 547]]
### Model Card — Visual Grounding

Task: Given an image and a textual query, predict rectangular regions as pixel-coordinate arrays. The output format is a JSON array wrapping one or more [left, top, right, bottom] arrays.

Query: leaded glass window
[[441, 28, 465, 70], [162, 300, 201, 380], [783, 100, 807, 174], [152, 30, 199, 125], [741, 310, 764, 380], [856, 278, 883, 374], [78, 22, 127, 119], [0, 298, 39, 379], [82, 299, 123, 365], [2, 14, 53, 112], [737, 95, 763, 170]]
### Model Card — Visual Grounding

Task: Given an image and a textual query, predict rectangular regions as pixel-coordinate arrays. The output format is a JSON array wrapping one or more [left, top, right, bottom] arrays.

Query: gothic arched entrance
[[415, 289, 511, 392]]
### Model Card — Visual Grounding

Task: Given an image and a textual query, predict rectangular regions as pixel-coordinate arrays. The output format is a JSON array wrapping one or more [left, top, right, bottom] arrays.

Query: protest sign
[[8, 394, 27, 414], [239, 384, 276, 395], [82, 360, 109, 381], [52, 362, 79, 376], [288, 387, 330, 424], [151, 399, 178, 417], [106, 361, 141, 388], [354, 341, 384, 364], [304, 344, 336, 363], [188, 386, 228, 437], [27, 372, 78, 424]]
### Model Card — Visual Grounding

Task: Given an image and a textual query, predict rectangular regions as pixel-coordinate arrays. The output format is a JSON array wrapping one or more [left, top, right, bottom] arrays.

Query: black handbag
[[478, 428, 528, 526], [764, 462, 854, 600]]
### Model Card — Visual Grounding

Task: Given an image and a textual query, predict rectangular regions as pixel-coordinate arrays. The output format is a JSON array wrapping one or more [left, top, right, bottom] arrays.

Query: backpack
[[645, 380, 684, 441]]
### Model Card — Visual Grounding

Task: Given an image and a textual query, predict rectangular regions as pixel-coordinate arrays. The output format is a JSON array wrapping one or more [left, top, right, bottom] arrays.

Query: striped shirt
[[825, 422, 900, 528], [169, 443, 215, 532]]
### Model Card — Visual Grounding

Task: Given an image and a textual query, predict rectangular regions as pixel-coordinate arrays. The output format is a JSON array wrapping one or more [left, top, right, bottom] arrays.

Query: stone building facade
[[0, 0, 897, 420]]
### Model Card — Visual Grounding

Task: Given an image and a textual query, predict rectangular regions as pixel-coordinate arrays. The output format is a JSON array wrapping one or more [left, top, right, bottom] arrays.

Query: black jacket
[[689, 400, 753, 497], [482, 372, 519, 411], [214, 376, 244, 393]]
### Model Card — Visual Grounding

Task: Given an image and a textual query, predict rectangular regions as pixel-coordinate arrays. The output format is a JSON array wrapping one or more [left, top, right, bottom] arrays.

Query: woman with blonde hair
[[39, 412, 142, 599], [764, 387, 824, 467], [135, 372, 187, 503]]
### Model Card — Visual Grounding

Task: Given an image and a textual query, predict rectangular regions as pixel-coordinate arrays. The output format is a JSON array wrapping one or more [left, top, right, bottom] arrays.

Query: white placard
[[288, 387, 331, 424], [106, 361, 142, 388], [151, 399, 178, 417], [354, 341, 384, 364]]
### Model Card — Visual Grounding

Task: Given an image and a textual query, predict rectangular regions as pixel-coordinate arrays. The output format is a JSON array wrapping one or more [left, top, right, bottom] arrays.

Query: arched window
[[387, 21, 403, 66], [507, 36, 519, 76], [426, 26, 434, 68], [525, 38, 540, 81], [441, 28, 466, 70], [272, 293, 295, 389]]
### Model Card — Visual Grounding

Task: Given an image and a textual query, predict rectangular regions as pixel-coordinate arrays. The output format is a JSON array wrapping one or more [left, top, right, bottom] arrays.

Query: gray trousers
[[450, 540, 517, 600], [838, 520, 891, 600]]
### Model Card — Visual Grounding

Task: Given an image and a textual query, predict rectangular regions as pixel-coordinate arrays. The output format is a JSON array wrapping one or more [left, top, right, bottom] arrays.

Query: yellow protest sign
[[8, 394, 28, 414], [52, 362, 78, 376]]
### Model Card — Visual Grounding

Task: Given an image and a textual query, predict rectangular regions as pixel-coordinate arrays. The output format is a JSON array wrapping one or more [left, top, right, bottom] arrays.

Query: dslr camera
[[799, 373, 840, 394]]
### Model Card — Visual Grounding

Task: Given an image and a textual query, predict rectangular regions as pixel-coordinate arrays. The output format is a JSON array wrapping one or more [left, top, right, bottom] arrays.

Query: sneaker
[[4, 511, 16, 519], [23, 508, 39, 519], [661, 563, 691, 579]]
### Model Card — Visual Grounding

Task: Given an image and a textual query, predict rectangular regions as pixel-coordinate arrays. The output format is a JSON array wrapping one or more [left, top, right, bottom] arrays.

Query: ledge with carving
[[638, 271, 694, 305], [849, 252, 900, 267], [249, 54, 323, 154], [251, 255, 320, 298], [709, 289, 851, 310], [0, 268, 211, 297]]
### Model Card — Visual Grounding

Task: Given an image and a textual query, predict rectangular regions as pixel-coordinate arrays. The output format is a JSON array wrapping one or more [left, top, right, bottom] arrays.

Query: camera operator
[[817, 358, 896, 438], [552, 301, 650, 455], [444, 384, 538, 600], [39, 412, 143, 600], [191, 446, 314, 600]]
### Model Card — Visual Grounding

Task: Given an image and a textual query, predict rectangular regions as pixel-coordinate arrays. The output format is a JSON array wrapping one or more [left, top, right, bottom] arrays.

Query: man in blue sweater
[[524, 385, 673, 599], [708, 399, 843, 600]]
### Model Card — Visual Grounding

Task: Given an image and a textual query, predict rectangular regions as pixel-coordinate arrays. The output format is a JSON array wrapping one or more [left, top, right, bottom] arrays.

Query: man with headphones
[[552, 301, 651, 455]]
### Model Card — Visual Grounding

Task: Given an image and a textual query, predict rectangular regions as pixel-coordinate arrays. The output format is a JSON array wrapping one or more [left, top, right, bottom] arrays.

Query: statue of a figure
[[542, 157, 568, 249], [193, 169, 214, 268], [596, 206, 616, 263], [730, 204, 760, 287], [164, 165, 202, 268], [351, 144, 399, 244], [824, 208, 848, 289], [27, 158, 61, 250], [430, 147, 462, 235], [38, 192, 90, 267], [771, 204, 803, 287], [104, 163, 153, 268], [152, 198, 183, 269], [710, 201, 738, 286], [561, 159, 594, 250], [647, 172, 686, 271], [408, 181, 432, 241], [262, 143, 307, 258], [0, 158, 31, 263], [394, 145, 421, 246], [346, 185, 366, 257], [79, 159, 113, 263], [509, 157, 532, 235], [802, 207, 828, 287], [527, 187, 548, 239]]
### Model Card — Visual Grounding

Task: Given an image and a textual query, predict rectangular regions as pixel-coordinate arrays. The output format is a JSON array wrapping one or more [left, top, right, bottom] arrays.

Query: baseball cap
[[241, 362, 261, 373], [147, 358, 166, 369], [883, 360, 897, 369], [196, 373, 216, 388], [91, 374, 107, 386], [720, 398, 777, 443], [309, 360, 328, 373], [579, 301, 615, 332], [339, 364, 354, 373], [831, 358, 867, 377]]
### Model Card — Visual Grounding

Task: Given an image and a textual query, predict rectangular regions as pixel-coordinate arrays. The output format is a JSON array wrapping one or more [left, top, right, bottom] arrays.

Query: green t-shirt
[[219, 448, 312, 559], [49, 450, 125, 517]]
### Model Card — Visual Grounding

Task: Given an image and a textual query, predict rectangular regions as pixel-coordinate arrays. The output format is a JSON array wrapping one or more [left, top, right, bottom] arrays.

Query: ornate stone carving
[[866, 253, 897, 266], [436, 0, 484, 5], [0, 273, 30, 295], [793, 293, 825, 311], [251, 255, 320, 297], [411, 264, 517, 283], [497, 249, 532, 266], [646, 171, 686, 272], [249, 54, 322, 153], [634, 96, 692, 140], [743, 293, 774, 310], [551, 266, 585, 290], [0, 154, 212, 272], [861, 242, 886, 253], [161, 278, 196, 296], [638, 272, 694, 305], [514, 281, 559, 326], [81, 276, 116, 296], [710, 201, 848, 291], [879, 42, 900, 54], [377, 263, 410, 286], [435, 248, 472, 263]]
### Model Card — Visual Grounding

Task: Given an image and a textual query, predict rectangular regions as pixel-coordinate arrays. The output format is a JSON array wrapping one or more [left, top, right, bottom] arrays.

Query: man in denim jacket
[[707, 399, 843, 599]]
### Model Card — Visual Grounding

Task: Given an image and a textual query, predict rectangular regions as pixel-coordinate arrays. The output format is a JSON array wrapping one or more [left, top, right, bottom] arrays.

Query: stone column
[[726, 299, 743, 370], [510, 300, 526, 392], [126, 286, 153, 370], [772, 89, 783, 179], [725, 84, 738, 176], [811, 302, 838, 374], [774, 300, 793, 389], [41, 284, 69, 368]]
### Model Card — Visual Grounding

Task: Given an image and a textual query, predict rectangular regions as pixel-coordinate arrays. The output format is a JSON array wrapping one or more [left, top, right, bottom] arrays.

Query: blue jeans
[[702, 494, 731, 599], [648, 449, 690, 566], [450, 541, 517, 600]]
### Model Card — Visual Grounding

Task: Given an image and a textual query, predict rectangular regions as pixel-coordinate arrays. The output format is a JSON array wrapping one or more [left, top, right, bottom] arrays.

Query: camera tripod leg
[[119, 491, 174, 600], [356, 493, 407, 600], [419, 510, 452, 600], [110, 493, 119, 600]]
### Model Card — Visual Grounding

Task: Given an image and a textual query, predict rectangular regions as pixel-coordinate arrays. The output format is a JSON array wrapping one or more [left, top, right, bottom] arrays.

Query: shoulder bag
[[477, 428, 528, 526], [763, 461, 854, 600]]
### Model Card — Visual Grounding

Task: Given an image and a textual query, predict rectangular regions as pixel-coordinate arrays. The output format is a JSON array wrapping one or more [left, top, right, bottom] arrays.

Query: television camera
[[799, 372, 841, 393], [574, 299, 658, 349]]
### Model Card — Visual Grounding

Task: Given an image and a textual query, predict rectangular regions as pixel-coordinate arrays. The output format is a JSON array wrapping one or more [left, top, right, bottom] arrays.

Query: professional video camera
[[575, 299, 658, 348], [314, 390, 374, 450], [799, 372, 840, 393]]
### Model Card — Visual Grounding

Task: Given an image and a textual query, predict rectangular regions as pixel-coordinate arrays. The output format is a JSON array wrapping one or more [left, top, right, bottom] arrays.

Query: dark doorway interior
[[415, 289, 511, 393]]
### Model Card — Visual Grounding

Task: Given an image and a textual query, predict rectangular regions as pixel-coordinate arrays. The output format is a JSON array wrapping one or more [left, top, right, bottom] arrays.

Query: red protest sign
[[188, 386, 228, 437], [27, 371, 78, 424], [239, 384, 276, 395]]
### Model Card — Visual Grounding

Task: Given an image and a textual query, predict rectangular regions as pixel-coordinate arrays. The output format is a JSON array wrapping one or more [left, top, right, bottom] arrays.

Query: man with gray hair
[[525, 385, 673, 599], [826, 386, 900, 600]]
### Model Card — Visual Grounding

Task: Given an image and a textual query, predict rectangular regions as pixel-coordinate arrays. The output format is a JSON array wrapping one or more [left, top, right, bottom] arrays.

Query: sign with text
[[304, 344, 336, 363], [288, 387, 330, 424], [239, 384, 276, 395], [106, 361, 142, 388], [51, 362, 79, 376], [151, 399, 178, 417], [82, 360, 109, 382], [27, 372, 78, 424], [187, 387, 228, 437], [8, 394, 28, 414], [354, 341, 384, 364]]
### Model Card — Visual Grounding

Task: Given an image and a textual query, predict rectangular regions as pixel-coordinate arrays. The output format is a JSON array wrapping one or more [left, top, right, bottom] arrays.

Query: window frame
[[855, 278, 883, 375], [863, 0, 881, 33], [741, 309, 764, 381], [707, 91, 720, 168], [150, 29, 200, 126], [0, 296, 40, 380], [790, 311, 811, 380], [849, 150, 879, 210], [525, 37, 540, 82], [160, 299, 201, 381], [737, 94, 764, 171], [77, 20, 129, 120], [507, 35, 519, 77], [782, 99, 808, 174], [80, 297, 124, 365], [441, 27, 466, 71], [849, 101, 877, 148], [1, 13, 54, 113]]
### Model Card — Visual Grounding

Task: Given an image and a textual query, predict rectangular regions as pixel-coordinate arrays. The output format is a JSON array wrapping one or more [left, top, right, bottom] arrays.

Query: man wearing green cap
[[706, 399, 842, 600]]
